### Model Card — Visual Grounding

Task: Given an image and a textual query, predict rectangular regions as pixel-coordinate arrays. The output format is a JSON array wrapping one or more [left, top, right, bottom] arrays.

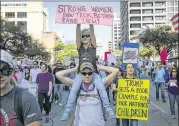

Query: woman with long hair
[[166, 68, 179, 119]]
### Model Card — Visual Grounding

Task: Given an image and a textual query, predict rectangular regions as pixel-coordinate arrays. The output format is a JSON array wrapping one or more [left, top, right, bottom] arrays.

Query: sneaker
[[171, 115, 176, 119], [163, 100, 166, 103], [60, 109, 72, 121], [58, 103, 63, 107], [55, 100, 58, 104], [156, 98, 159, 101], [105, 108, 116, 119]]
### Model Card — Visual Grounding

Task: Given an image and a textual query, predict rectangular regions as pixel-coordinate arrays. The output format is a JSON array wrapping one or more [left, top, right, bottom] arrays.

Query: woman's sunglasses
[[82, 35, 90, 38], [81, 72, 93, 76], [0, 67, 13, 76]]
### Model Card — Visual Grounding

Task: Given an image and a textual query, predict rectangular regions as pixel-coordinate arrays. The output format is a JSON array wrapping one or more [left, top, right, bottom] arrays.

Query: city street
[[41, 83, 178, 126]]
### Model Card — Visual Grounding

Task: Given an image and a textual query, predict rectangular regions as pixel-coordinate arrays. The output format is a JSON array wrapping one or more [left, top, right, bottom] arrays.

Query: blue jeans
[[122, 119, 138, 126], [66, 73, 111, 111], [168, 92, 179, 115], [155, 82, 166, 101]]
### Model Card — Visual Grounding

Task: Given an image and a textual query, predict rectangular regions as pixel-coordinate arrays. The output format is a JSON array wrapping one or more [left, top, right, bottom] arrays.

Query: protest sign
[[122, 43, 139, 64], [116, 79, 150, 120], [107, 54, 116, 65], [22, 58, 33, 67], [55, 5, 113, 25]]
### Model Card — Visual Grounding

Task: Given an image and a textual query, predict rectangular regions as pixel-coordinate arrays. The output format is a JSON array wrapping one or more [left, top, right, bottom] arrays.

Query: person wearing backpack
[[0, 50, 42, 126]]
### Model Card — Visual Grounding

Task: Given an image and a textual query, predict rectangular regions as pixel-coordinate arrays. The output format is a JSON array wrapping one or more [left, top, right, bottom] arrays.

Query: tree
[[138, 25, 178, 55], [1, 18, 50, 58], [54, 43, 78, 61], [0, 18, 32, 56], [139, 46, 157, 59]]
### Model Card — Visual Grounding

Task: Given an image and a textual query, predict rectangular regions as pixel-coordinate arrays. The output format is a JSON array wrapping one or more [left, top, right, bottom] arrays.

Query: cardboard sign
[[55, 5, 113, 25], [116, 79, 150, 120], [122, 43, 139, 64]]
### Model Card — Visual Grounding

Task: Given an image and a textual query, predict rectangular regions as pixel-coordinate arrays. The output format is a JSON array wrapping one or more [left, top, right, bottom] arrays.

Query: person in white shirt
[[30, 61, 41, 98], [30, 61, 41, 83]]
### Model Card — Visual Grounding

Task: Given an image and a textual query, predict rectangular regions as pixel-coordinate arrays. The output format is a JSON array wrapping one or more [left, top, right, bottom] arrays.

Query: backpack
[[14, 87, 24, 125]]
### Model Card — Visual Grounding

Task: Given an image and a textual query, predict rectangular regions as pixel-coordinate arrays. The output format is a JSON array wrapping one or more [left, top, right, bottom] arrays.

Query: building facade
[[1, 2, 48, 42], [120, 0, 179, 43], [112, 13, 121, 50]]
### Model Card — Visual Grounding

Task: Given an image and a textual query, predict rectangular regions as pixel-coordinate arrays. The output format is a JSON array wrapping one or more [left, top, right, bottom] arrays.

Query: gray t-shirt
[[78, 46, 97, 72], [0, 87, 42, 126]]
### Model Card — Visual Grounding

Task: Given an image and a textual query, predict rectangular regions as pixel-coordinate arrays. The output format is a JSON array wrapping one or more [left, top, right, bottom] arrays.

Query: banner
[[116, 79, 150, 120], [122, 43, 139, 64], [55, 5, 113, 25]]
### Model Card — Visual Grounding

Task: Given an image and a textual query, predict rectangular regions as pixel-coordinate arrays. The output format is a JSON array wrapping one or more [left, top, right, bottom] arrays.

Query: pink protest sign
[[55, 5, 113, 26]]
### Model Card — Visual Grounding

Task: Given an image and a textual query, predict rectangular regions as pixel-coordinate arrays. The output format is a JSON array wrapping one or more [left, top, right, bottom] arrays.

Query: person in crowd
[[121, 63, 139, 126], [59, 24, 115, 120], [166, 68, 179, 119], [69, 61, 76, 80], [53, 62, 65, 107], [139, 66, 148, 79], [0, 49, 42, 126], [112, 68, 123, 105], [112, 67, 124, 126], [42, 65, 55, 117], [14, 65, 23, 86], [36, 63, 53, 123], [24, 67, 31, 81], [154, 62, 166, 102], [30, 61, 41, 83], [163, 65, 170, 86]]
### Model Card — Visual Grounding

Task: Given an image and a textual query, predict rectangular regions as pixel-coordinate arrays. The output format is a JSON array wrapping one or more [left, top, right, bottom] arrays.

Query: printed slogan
[[55, 5, 113, 25], [116, 79, 150, 120]]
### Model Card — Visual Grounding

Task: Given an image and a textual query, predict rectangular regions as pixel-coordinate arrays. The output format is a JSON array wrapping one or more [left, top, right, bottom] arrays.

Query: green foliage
[[113, 50, 122, 56], [0, 18, 49, 58], [139, 46, 157, 58], [54, 42, 78, 61], [138, 25, 178, 55], [130, 36, 138, 40]]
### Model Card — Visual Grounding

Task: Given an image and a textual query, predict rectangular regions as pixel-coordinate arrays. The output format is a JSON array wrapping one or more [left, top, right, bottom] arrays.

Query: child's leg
[[65, 74, 83, 111], [93, 73, 111, 109]]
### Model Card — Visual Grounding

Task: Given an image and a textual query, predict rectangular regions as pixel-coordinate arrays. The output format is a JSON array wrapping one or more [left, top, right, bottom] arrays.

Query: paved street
[[42, 83, 178, 126]]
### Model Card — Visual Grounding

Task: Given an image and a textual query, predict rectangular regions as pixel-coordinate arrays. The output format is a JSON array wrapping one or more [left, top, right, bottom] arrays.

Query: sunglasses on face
[[82, 35, 90, 38], [0, 67, 13, 76], [81, 72, 93, 76]]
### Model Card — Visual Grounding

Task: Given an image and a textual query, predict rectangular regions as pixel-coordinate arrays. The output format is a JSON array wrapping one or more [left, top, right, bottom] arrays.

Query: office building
[[120, 0, 179, 43], [1, 2, 48, 42], [113, 13, 121, 50]]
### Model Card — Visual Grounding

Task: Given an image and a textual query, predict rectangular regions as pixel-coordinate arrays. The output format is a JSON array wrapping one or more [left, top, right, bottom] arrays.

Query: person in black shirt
[[53, 62, 65, 107]]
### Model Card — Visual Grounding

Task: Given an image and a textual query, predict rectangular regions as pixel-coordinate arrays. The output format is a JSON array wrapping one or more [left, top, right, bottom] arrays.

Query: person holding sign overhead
[[60, 24, 115, 121]]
